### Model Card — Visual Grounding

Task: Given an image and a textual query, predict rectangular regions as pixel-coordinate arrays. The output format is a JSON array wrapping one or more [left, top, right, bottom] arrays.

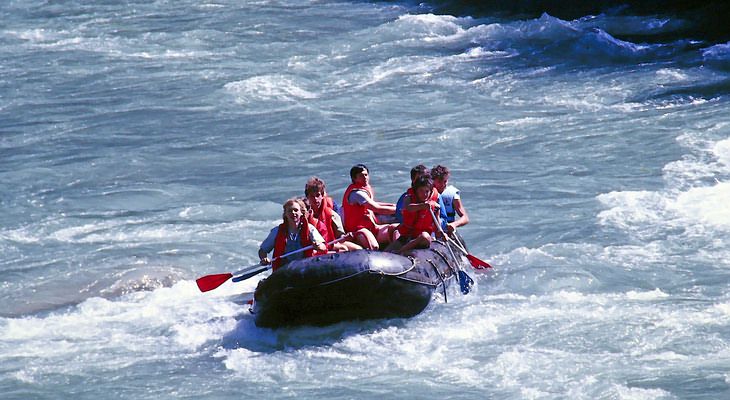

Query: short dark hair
[[305, 176, 326, 196], [410, 164, 428, 181], [411, 174, 433, 191], [431, 165, 450, 180], [349, 164, 368, 182]]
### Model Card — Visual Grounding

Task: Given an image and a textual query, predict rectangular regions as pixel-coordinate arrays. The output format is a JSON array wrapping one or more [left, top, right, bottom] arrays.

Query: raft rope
[[373, 256, 417, 276], [426, 258, 448, 303], [429, 244, 459, 282], [315, 256, 418, 287], [316, 269, 368, 287], [365, 256, 441, 287]]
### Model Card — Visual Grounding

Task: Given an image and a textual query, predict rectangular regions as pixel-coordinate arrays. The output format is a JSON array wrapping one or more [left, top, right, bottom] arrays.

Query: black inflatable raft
[[251, 239, 470, 328]]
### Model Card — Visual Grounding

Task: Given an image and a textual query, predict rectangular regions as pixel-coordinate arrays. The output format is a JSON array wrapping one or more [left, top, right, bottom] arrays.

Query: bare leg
[[341, 241, 363, 251], [375, 223, 398, 247], [330, 242, 348, 253], [398, 232, 432, 255], [354, 228, 379, 250]]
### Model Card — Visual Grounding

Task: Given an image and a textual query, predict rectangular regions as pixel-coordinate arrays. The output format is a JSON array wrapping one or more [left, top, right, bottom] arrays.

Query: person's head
[[305, 177, 326, 211], [411, 174, 434, 203], [350, 163, 369, 185], [282, 198, 307, 227], [431, 165, 450, 194], [410, 164, 428, 183]]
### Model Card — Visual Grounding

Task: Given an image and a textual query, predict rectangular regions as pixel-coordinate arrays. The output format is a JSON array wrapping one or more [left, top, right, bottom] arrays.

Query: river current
[[2, 1, 730, 398]]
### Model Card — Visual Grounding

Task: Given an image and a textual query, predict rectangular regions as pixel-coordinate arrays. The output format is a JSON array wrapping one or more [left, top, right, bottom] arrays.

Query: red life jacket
[[272, 222, 313, 271], [342, 183, 376, 233], [307, 216, 329, 256], [397, 188, 438, 239], [308, 196, 336, 245]]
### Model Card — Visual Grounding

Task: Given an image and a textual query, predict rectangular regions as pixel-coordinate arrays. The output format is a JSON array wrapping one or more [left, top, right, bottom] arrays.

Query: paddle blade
[[467, 254, 492, 269], [458, 270, 474, 294], [196, 273, 233, 292]]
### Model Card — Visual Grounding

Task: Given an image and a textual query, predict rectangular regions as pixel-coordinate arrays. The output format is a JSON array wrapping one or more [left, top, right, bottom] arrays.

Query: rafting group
[[258, 163, 470, 272], [195, 163, 490, 326]]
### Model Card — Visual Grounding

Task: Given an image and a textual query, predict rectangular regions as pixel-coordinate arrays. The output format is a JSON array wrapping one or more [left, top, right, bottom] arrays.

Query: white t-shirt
[[347, 189, 370, 205], [440, 185, 461, 222], [330, 211, 345, 236]]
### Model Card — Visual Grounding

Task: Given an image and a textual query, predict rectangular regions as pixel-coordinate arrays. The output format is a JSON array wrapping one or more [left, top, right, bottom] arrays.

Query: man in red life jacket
[[386, 174, 441, 254], [342, 164, 397, 250], [258, 198, 326, 271], [304, 177, 361, 253]]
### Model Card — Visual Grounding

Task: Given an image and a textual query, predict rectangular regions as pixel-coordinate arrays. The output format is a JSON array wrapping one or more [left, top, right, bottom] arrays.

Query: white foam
[[366, 55, 446, 85], [702, 42, 730, 62], [655, 68, 689, 83], [626, 288, 669, 301], [713, 138, 730, 167], [1, 214, 273, 248], [7, 26, 215, 60], [6, 28, 57, 42], [224, 75, 318, 103], [394, 13, 464, 38], [1, 280, 245, 383], [598, 190, 670, 229], [672, 182, 730, 230], [496, 116, 552, 127], [598, 132, 730, 237], [611, 384, 672, 400]]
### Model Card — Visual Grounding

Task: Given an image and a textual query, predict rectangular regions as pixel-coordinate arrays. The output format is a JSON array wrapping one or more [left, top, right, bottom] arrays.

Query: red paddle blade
[[196, 273, 233, 292], [467, 254, 492, 269]]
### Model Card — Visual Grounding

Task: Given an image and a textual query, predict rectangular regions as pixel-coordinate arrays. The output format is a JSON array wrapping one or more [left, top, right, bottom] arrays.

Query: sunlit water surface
[[2, 0, 730, 398]]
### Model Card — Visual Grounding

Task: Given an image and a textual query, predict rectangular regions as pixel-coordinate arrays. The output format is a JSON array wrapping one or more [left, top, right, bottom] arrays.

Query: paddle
[[195, 236, 347, 292], [429, 208, 473, 294], [447, 231, 492, 269]]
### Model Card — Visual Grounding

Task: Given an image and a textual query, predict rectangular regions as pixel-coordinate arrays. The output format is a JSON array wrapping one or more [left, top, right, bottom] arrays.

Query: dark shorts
[[397, 236, 411, 245]]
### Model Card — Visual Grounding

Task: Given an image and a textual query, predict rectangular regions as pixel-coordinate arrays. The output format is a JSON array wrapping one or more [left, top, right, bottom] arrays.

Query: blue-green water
[[2, 1, 730, 398]]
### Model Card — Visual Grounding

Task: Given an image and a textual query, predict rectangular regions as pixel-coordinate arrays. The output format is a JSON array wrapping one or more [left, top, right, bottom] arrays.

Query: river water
[[2, 0, 730, 398]]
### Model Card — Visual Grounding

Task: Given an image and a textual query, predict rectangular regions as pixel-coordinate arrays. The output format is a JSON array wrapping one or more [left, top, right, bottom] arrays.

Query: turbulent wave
[[406, 0, 730, 42], [3, 0, 730, 398], [362, 11, 723, 75], [597, 135, 730, 268]]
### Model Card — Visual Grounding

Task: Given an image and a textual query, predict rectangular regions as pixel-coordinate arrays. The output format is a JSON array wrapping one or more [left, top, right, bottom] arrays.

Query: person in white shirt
[[431, 165, 469, 234]]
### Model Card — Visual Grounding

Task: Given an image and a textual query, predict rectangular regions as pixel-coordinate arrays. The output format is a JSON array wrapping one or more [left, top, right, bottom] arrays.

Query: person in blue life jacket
[[395, 164, 448, 230], [431, 165, 469, 234]]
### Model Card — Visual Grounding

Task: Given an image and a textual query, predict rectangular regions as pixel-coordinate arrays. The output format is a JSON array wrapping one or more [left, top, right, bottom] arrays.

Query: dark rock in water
[[400, 0, 730, 43]]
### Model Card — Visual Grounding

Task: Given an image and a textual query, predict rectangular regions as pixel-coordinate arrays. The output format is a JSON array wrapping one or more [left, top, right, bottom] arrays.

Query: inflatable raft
[[251, 239, 471, 328]]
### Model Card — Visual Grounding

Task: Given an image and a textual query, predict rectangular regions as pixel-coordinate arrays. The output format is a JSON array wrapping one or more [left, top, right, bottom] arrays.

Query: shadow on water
[[637, 78, 730, 103], [1, 266, 187, 318], [401, 0, 730, 43], [220, 311, 408, 353]]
